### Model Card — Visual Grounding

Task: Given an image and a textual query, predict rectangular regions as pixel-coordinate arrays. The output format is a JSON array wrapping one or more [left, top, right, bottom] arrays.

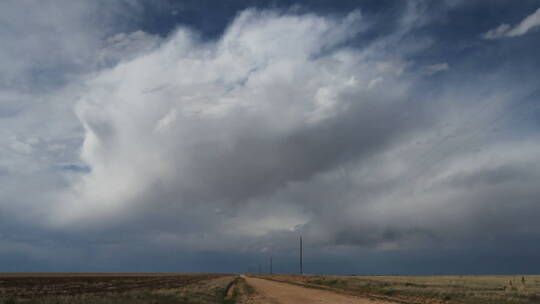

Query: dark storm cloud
[[162, 92, 427, 204], [1, 0, 540, 274]]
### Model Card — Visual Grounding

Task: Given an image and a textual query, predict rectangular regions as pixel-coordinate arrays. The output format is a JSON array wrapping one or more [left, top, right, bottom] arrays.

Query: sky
[[1, 0, 540, 275]]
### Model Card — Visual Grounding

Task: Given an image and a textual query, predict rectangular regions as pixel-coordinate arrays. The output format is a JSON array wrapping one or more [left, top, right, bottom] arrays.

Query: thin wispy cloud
[[483, 7, 540, 39], [424, 62, 449, 75]]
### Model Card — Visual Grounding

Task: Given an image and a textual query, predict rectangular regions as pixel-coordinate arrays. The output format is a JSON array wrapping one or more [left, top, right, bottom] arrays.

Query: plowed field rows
[[0, 273, 228, 298]]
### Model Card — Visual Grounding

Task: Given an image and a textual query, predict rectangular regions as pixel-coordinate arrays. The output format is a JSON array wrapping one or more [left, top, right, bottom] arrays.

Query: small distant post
[[270, 257, 273, 274], [300, 235, 303, 275], [259, 263, 261, 275]]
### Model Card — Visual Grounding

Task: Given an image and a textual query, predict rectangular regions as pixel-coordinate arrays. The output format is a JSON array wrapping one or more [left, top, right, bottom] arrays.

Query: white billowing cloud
[[99, 31, 162, 66], [483, 7, 540, 39], [41, 8, 540, 255], [50, 9, 410, 228], [0, 0, 162, 229]]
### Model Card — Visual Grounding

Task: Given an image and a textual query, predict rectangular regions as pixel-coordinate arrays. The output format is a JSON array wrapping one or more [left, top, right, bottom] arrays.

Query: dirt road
[[243, 276, 393, 304]]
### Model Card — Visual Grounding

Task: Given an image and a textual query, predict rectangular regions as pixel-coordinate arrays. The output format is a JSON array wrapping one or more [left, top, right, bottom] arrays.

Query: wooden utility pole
[[258, 263, 261, 275], [270, 257, 273, 274], [300, 236, 303, 275]]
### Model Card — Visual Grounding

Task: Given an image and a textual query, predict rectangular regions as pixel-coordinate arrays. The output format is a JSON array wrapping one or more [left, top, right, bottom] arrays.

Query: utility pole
[[270, 257, 273, 274], [258, 263, 261, 275], [300, 235, 303, 275]]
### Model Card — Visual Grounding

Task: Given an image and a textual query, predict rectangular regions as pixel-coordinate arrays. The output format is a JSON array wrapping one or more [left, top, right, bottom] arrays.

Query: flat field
[[0, 273, 235, 304], [253, 274, 540, 304], [3, 273, 540, 304]]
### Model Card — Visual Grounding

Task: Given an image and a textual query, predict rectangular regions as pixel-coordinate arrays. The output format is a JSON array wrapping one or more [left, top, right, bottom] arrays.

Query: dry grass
[[255, 274, 540, 304], [223, 277, 256, 304]]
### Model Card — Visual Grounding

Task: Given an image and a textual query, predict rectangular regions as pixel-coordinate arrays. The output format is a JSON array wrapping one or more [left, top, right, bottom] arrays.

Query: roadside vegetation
[[223, 277, 255, 304], [254, 274, 540, 304]]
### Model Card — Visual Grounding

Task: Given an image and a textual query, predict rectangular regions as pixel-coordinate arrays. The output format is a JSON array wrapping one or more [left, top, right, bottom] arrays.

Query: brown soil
[[0, 273, 228, 298], [244, 276, 395, 304]]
